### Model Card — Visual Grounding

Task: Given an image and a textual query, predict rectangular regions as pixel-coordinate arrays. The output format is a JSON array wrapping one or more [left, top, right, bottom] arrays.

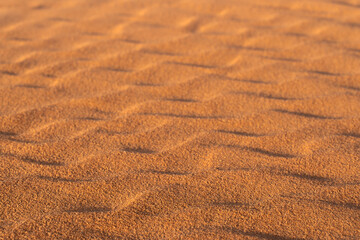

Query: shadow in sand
[[263, 57, 300, 62], [1, 71, 17, 76], [216, 130, 265, 137], [221, 144, 297, 158], [9, 37, 31, 42], [1, 152, 64, 166], [133, 82, 163, 87], [0, 131, 16, 137], [102, 67, 133, 73], [140, 112, 226, 119], [8, 138, 37, 144], [307, 70, 341, 76], [246, 147, 297, 158], [339, 85, 360, 91], [118, 38, 142, 44], [284, 32, 308, 38], [123, 147, 155, 154], [162, 98, 198, 103], [76, 117, 103, 121], [141, 169, 190, 176], [214, 74, 272, 84], [233, 91, 301, 101], [32, 4, 48, 10], [0, 131, 38, 143], [285, 195, 360, 210], [15, 84, 45, 89], [42, 73, 56, 78], [341, 132, 360, 138], [215, 167, 251, 172], [330, 0, 360, 8], [229, 45, 278, 52], [319, 200, 360, 210], [280, 171, 333, 184], [273, 109, 341, 120], [168, 61, 217, 69], [142, 50, 181, 56]]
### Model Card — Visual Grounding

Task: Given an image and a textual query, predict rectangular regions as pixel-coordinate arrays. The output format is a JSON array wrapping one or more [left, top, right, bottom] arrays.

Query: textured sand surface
[[1, 0, 360, 239]]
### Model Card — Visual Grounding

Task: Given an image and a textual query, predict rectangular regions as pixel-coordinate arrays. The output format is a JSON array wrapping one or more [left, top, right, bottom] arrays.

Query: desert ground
[[1, 0, 360, 239]]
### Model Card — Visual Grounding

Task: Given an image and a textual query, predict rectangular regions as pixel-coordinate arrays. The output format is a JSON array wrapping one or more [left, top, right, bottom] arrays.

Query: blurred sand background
[[1, 0, 360, 239]]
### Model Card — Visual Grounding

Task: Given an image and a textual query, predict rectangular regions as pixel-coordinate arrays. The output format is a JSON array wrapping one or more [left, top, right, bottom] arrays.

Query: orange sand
[[1, 0, 360, 239]]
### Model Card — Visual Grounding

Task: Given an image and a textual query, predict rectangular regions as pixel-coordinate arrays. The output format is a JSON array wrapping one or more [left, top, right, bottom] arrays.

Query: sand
[[0, 0, 360, 239]]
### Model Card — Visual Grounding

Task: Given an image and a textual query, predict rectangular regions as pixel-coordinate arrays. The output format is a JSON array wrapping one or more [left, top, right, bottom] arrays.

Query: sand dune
[[1, 0, 360, 239]]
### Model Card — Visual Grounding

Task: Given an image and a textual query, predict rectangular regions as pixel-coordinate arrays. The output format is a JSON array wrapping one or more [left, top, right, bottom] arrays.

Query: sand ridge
[[1, 0, 360, 239]]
